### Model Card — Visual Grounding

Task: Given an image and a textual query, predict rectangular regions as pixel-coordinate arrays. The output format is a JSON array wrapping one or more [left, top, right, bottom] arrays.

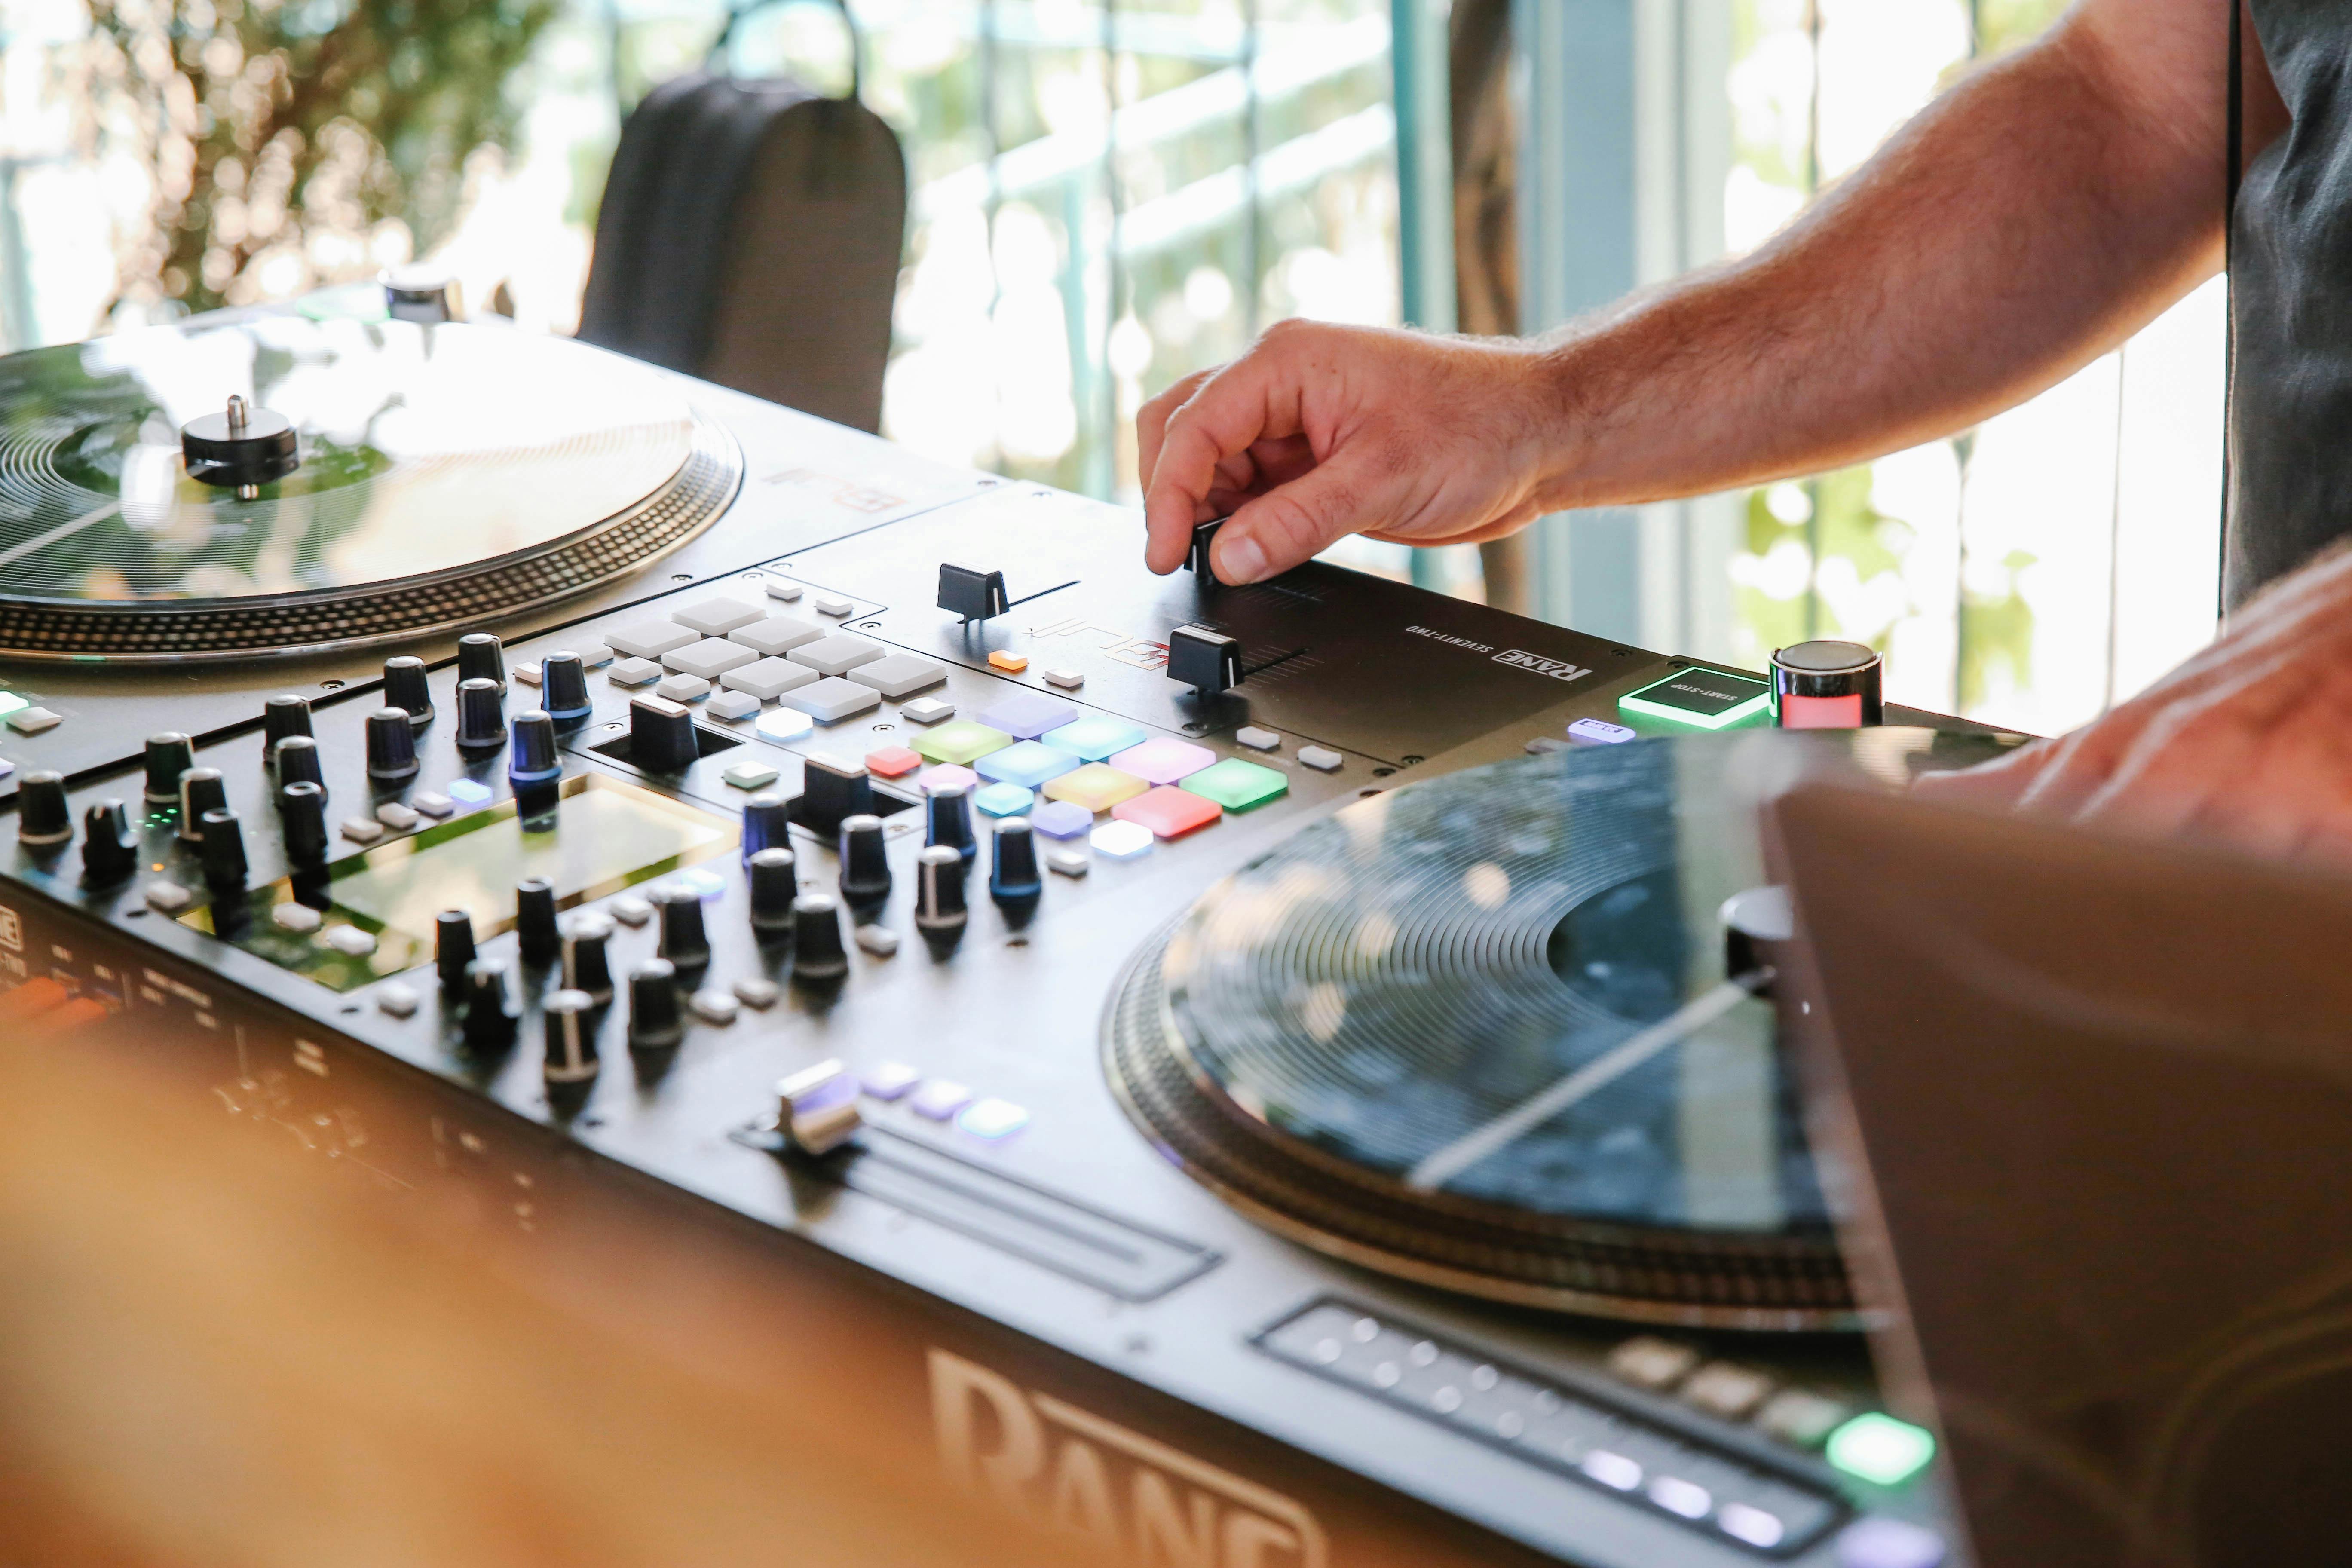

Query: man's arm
[[1140, 0, 2284, 584]]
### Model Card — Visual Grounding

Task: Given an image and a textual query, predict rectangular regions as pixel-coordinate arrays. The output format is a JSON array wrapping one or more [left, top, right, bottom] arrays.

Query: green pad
[[1179, 757, 1289, 812], [1617, 667, 1771, 730], [912, 720, 1014, 766]]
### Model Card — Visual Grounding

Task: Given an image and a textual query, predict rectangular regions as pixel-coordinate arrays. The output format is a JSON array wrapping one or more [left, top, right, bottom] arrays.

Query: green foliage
[[85, 0, 560, 315]]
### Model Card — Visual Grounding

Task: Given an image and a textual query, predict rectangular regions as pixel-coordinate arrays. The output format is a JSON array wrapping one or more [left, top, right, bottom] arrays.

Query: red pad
[[1112, 785, 1222, 840], [865, 745, 922, 778]]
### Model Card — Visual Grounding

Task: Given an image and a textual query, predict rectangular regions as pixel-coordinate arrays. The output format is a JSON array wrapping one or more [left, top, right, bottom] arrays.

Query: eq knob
[[272, 735, 326, 795], [143, 732, 196, 805], [199, 807, 249, 892], [628, 958, 686, 1050], [742, 790, 794, 861], [655, 883, 710, 968], [838, 813, 891, 909], [263, 693, 313, 754], [457, 633, 507, 691], [542, 989, 600, 1087], [560, 910, 616, 1003], [461, 959, 519, 1050], [799, 756, 872, 838], [989, 816, 1043, 917], [15, 770, 70, 848], [914, 843, 969, 952], [177, 767, 228, 843], [748, 847, 798, 934], [516, 877, 561, 966], [383, 655, 435, 727], [508, 710, 562, 788], [454, 678, 506, 750], [541, 651, 593, 723], [1770, 640, 1884, 729], [925, 781, 977, 862], [365, 708, 420, 782], [629, 695, 699, 774], [435, 908, 478, 993], [80, 801, 138, 884], [279, 781, 329, 865], [791, 894, 848, 982]]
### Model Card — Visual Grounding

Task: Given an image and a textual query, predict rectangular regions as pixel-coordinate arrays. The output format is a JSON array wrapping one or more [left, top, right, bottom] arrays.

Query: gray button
[[779, 676, 881, 723], [607, 657, 662, 687], [788, 634, 883, 677], [730, 614, 825, 657], [655, 674, 710, 702], [605, 620, 698, 660], [1297, 744, 1344, 772], [670, 595, 765, 636], [848, 652, 947, 697], [664, 637, 758, 680], [900, 696, 956, 724], [722, 656, 820, 701], [704, 690, 761, 721]]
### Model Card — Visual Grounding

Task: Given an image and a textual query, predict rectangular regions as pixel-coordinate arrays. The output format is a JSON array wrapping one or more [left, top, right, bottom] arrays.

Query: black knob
[[561, 911, 615, 1003], [199, 807, 248, 891], [1167, 624, 1244, 695], [455, 677, 505, 750], [279, 781, 329, 865], [80, 800, 138, 884], [1770, 640, 1885, 728], [839, 813, 891, 908], [541, 651, 593, 722], [272, 734, 326, 795], [749, 847, 798, 933], [655, 882, 710, 968], [180, 395, 298, 488], [509, 710, 561, 787], [383, 655, 435, 727], [177, 767, 227, 842], [457, 633, 506, 691], [989, 816, 1043, 914], [435, 909, 478, 993], [543, 989, 600, 1085], [628, 958, 685, 1050], [799, 756, 873, 838], [742, 790, 794, 861], [517, 876, 560, 966], [365, 707, 420, 781], [792, 894, 848, 982], [629, 695, 699, 773], [263, 693, 313, 754], [15, 770, 70, 847], [915, 843, 969, 949], [925, 782, 976, 862], [461, 959, 518, 1050], [143, 732, 196, 804]]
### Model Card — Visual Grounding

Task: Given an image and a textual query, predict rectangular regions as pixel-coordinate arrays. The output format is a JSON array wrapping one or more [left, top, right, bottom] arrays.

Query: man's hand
[[1137, 322, 1561, 584], [1919, 543, 2352, 864]]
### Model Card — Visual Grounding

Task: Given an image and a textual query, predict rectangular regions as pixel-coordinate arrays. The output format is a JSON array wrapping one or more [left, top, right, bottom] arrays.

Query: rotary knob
[[799, 756, 873, 838], [199, 807, 249, 892], [454, 678, 506, 750], [263, 693, 313, 754], [435, 908, 478, 993], [742, 790, 794, 861], [80, 800, 138, 885], [541, 651, 593, 723], [279, 781, 329, 865], [655, 883, 710, 968], [516, 877, 561, 966], [181, 394, 298, 493], [914, 843, 969, 952], [383, 656, 435, 727], [748, 847, 798, 934], [143, 732, 196, 804], [177, 767, 228, 843], [838, 813, 891, 909], [989, 816, 1042, 918], [508, 710, 562, 788], [542, 989, 600, 1087], [628, 958, 686, 1051], [561, 910, 616, 1003], [791, 894, 848, 982], [14, 770, 70, 848], [457, 633, 506, 691], [272, 735, 326, 795], [365, 708, 420, 782], [1771, 640, 1884, 729], [629, 695, 699, 774], [461, 959, 519, 1050], [925, 782, 976, 862]]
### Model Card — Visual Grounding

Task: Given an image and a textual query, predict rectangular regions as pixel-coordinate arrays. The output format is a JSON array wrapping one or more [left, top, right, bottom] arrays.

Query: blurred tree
[[82, 0, 559, 315]]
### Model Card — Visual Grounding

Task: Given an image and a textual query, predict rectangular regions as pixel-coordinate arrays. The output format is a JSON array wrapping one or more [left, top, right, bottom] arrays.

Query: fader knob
[[454, 678, 506, 750], [914, 844, 969, 950], [748, 848, 798, 934], [541, 651, 593, 722], [80, 801, 138, 884], [435, 908, 478, 993], [989, 817, 1043, 916], [655, 883, 710, 968], [791, 894, 848, 982], [508, 710, 562, 787], [144, 732, 196, 804], [177, 767, 228, 842], [838, 813, 891, 909], [628, 958, 685, 1050], [742, 791, 794, 861], [629, 695, 699, 773], [516, 877, 560, 966], [263, 693, 313, 754], [798, 756, 872, 838], [461, 960, 519, 1050], [15, 770, 70, 847], [199, 807, 248, 891], [279, 781, 329, 865], [365, 707, 420, 781], [382, 655, 435, 727], [925, 782, 976, 862], [272, 735, 326, 795], [457, 633, 506, 691], [561, 910, 616, 1003], [542, 989, 599, 1086]]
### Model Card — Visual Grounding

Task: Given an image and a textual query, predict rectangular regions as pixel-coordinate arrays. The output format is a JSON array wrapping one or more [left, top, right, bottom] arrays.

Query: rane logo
[[929, 1349, 1327, 1568], [1492, 648, 1591, 683]]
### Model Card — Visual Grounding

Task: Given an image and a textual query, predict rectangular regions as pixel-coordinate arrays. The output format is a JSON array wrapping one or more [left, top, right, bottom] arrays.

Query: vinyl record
[[0, 316, 740, 660], [1106, 726, 2025, 1329]]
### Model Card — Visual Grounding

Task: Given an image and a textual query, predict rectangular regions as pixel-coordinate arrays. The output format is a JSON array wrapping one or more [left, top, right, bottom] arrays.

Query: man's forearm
[[1526, 1, 2231, 512]]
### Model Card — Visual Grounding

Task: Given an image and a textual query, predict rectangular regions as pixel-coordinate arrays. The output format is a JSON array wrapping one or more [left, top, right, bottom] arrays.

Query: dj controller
[[0, 303, 2010, 1568]]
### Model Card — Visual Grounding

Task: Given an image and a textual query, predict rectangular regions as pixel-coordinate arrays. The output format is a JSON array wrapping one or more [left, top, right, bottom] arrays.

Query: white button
[[670, 595, 765, 636], [1297, 745, 1344, 772], [511, 662, 542, 687], [1044, 667, 1084, 689], [860, 1061, 920, 1099], [1235, 726, 1280, 750], [733, 977, 782, 1010], [755, 706, 815, 744], [854, 925, 900, 957], [1047, 847, 1089, 877], [6, 706, 60, 735], [608, 658, 662, 687], [1580, 1451, 1642, 1491], [144, 881, 193, 913], [729, 614, 825, 658], [271, 903, 323, 933], [1647, 1476, 1712, 1520], [663, 638, 758, 680], [604, 621, 698, 660], [724, 656, 821, 701], [723, 760, 781, 790], [1717, 1504, 1785, 1550], [340, 817, 386, 845], [375, 983, 420, 1019], [900, 696, 955, 724], [814, 594, 855, 616], [374, 803, 420, 831], [763, 578, 804, 602], [957, 1098, 1029, 1139], [575, 644, 614, 669], [910, 1079, 973, 1120], [704, 690, 761, 721], [787, 634, 882, 677], [323, 925, 377, 956], [689, 988, 741, 1025], [610, 895, 653, 927], [411, 792, 455, 818], [655, 674, 710, 702], [848, 652, 947, 697], [1090, 820, 1154, 859], [778, 677, 879, 723]]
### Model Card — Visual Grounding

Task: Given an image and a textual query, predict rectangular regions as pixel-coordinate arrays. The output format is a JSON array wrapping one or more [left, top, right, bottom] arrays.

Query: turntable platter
[[1106, 727, 2023, 1329], [0, 318, 741, 660]]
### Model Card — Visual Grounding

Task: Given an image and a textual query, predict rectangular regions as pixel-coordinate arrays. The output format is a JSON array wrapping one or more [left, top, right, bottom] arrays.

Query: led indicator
[[1825, 1413, 1937, 1486]]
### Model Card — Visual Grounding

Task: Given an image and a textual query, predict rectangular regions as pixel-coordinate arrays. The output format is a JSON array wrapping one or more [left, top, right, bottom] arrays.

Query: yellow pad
[[1040, 763, 1149, 813]]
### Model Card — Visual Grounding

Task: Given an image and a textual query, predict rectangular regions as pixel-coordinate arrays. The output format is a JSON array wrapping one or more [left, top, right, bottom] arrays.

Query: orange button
[[865, 745, 921, 778], [988, 651, 1029, 673], [1111, 785, 1222, 839]]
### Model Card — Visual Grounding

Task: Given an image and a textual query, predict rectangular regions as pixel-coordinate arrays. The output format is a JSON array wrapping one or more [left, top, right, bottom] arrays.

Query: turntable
[[0, 302, 2000, 1568]]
